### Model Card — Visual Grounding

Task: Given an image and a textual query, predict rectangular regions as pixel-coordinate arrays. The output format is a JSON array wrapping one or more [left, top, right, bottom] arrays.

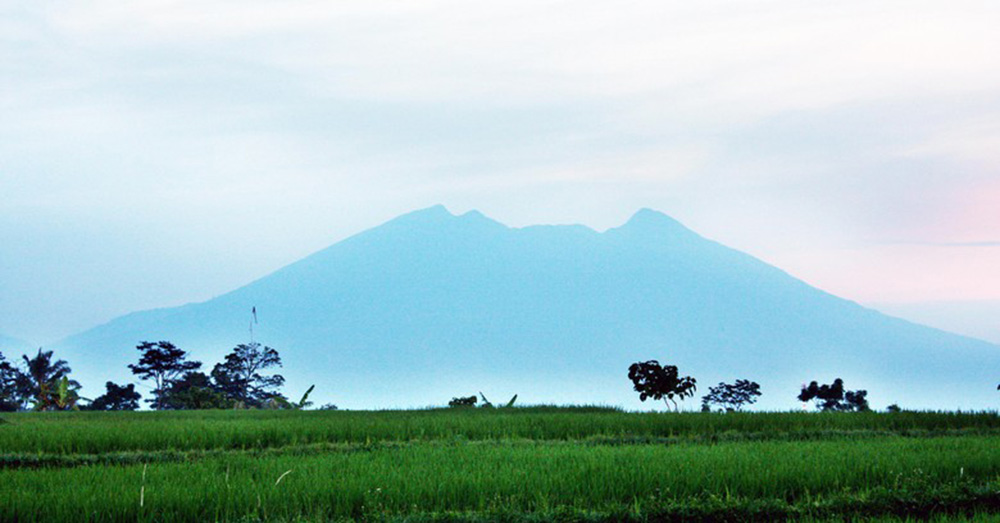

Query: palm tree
[[22, 349, 79, 411]]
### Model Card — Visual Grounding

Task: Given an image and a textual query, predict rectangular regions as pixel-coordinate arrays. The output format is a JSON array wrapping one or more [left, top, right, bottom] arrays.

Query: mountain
[[56, 206, 1000, 410], [872, 300, 1000, 346]]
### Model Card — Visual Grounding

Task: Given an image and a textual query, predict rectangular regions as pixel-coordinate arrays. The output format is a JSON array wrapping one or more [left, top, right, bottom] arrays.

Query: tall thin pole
[[250, 306, 258, 344]]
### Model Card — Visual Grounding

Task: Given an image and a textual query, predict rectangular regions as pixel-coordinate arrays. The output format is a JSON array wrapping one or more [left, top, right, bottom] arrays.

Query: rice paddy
[[1, 408, 999, 521]]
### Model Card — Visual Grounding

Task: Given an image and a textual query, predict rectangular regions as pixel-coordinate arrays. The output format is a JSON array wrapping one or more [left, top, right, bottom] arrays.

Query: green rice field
[[2, 407, 1000, 521]]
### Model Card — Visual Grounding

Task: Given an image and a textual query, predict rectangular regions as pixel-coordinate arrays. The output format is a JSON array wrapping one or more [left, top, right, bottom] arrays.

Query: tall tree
[[86, 381, 141, 411], [128, 341, 201, 410], [21, 349, 80, 411], [627, 360, 697, 411], [211, 342, 285, 407]]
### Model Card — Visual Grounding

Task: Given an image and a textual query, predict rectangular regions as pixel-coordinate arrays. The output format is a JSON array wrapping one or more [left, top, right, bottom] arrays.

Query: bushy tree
[[21, 349, 80, 411], [449, 395, 478, 407], [162, 371, 233, 410], [211, 343, 285, 407], [86, 381, 141, 411], [798, 378, 869, 412], [701, 379, 762, 412], [129, 341, 201, 410], [0, 352, 18, 411], [627, 360, 697, 411], [0, 351, 29, 412]]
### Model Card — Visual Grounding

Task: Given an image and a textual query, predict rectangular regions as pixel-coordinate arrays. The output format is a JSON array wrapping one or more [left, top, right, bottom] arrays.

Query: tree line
[[628, 360, 872, 412], [0, 345, 980, 413], [0, 340, 321, 412]]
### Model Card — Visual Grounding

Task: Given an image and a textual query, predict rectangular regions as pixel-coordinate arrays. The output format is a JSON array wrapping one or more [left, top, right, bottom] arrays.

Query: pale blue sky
[[1, 0, 999, 343]]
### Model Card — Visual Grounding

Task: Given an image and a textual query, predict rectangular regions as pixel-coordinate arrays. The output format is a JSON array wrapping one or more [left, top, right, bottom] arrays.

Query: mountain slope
[[57, 206, 1000, 410]]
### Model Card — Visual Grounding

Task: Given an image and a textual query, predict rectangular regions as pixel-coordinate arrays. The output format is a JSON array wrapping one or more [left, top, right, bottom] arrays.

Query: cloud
[[880, 241, 1000, 248], [1, 0, 1000, 340]]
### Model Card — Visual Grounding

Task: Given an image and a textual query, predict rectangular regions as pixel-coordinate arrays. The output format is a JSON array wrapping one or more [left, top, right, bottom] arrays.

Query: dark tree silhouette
[[798, 378, 870, 412], [0, 351, 28, 412], [211, 343, 285, 407], [701, 379, 762, 412], [163, 371, 233, 410], [21, 349, 80, 411], [129, 341, 201, 410], [87, 381, 141, 411], [449, 395, 478, 407], [627, 360, 697, 411]]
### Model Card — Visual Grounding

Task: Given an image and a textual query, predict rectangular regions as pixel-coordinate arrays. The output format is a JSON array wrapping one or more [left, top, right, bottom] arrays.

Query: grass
[[2, 408, 1000, 521], [3, 407, 1000, 454]]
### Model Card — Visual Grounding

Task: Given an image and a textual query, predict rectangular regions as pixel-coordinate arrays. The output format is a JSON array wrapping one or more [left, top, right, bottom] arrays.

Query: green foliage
[[51, 376, 81, 411], [478, 392, 492, 408], [84, 382, 141, 411], [162, 372, 234, 410], [2, 408, 1000, 455], [296, 385, 315, 410], [0, 409, 1000, 521], [20, 349, 79, 411]]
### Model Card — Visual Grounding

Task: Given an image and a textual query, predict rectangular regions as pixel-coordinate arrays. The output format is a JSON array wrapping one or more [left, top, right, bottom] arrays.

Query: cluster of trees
[[628, 360, 871, 412], [128, 341, 295, 410], [797, 378, 869, 411], [0, 340, 313, 412], [448, 392, 518, 408], [1, 349, 83, 411]]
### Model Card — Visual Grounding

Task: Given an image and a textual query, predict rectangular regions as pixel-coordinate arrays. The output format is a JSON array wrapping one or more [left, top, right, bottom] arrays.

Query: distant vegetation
[[0, 338, 317, 412], [798, 378, 870, 412], [86, 382, 140, 411], [701, 379, 762, 412], [6, 338, 1000, 520], [448, 395, 477, 407], [4, 340, 1000, 413], [627, 360, 697, 411]]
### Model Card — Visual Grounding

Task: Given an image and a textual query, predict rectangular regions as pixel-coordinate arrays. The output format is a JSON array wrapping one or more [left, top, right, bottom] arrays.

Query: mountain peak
[[378, 205, 507, 236], [615, 208, 698, 239], [397, 204, 455, 221]]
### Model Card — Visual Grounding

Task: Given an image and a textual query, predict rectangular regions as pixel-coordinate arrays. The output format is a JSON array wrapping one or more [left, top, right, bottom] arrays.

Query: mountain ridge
[[55, 207, 1000, 410]]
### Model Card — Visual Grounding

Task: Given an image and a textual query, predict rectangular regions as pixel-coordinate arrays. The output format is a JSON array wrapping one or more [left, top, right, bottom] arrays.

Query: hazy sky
[[2, 1, 999, 344]]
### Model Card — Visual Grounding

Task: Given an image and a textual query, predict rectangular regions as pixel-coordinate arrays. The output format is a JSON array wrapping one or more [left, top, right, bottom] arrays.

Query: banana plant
[[53, 376, 82, 411], [259, 385, 315, 410], [32, 376, 82, 411], [297, 385, 315, 409], [478, 392, 517, 409]]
